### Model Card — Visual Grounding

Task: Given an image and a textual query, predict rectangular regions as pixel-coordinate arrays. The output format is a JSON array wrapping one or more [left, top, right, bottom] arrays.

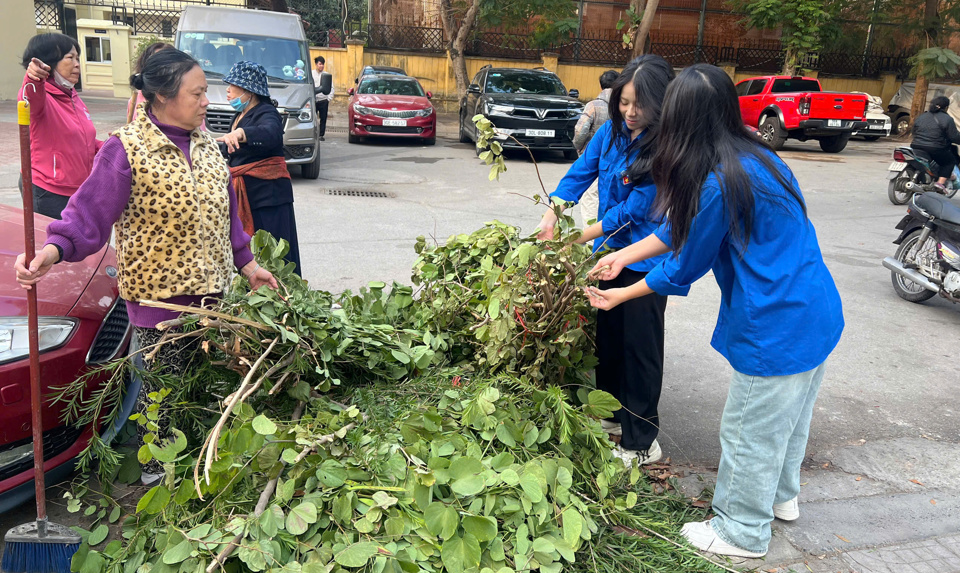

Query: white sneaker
[[612, 439, 662, 465], [680, 520, 766, 558], [600, 419, 622, 436], [773, 496, 799, 521], [141, 471, 163, 486]]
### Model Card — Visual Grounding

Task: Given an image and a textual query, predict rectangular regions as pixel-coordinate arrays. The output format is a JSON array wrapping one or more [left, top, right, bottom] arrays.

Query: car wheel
[[894, 115, 910, 137], [348, 133, 361, 144], [819, 134, 850, 153], [564, 149, 578, 161], [759, 116, 787, 150], [424, 137, 436, 146], [300, 155, 321, 179], [459, 111, 472, 144]]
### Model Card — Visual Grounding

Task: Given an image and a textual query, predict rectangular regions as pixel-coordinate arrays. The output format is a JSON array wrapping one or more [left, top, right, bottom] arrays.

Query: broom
[[1, 98, 82, 573]]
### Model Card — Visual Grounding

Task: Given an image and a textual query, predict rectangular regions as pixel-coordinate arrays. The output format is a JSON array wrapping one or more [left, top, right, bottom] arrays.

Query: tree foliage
[[730, 0, 830, 75]]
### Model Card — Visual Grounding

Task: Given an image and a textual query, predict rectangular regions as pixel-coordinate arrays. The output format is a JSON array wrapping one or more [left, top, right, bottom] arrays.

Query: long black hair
[[651, 64, 805, 253], [606, 55, 674, 182], [130, 48, 199, 107]]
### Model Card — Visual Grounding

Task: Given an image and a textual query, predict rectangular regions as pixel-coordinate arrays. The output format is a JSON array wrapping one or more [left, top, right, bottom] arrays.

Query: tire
[[819, 134, 850, 153], [348, 132, 361, 144], [564, 149, 578, 161], [300, 155, 321, 179], [759, 116, 786, 150], [862, 135, 881, 142], [458, 111, 472, 144], [891, 230, 938, 303], [894, 115, 910, 137], [424, 137, 436, 146], [887, 168, 915, 205]]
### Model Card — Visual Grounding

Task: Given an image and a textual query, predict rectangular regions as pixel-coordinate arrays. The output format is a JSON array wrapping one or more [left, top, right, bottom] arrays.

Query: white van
[[176, 6, 330, 178]]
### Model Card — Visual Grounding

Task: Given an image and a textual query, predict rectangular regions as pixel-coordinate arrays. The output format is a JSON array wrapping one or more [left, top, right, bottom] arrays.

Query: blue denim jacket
[[550, 121, 668, 273], [645, 150, 844, 376]]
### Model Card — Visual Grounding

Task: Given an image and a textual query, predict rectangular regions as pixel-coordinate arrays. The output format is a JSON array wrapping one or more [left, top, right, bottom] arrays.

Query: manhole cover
[[324, 189, 395, 198]]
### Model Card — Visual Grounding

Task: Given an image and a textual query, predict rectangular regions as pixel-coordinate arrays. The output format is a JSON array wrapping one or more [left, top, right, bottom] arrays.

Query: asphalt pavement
[[0, 94, 958, 572]]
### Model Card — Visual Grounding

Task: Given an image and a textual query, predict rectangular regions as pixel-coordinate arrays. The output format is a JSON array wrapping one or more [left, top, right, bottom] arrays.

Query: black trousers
[[317, 100, 329, 137], [18, 176, 69, 219], [252, 202, 302, 276], [913, 145, 957, 179], [596, 268, 668, 451]]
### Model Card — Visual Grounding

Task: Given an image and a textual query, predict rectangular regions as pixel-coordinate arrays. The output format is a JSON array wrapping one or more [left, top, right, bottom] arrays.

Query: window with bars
[[84, 36, 112, 63]]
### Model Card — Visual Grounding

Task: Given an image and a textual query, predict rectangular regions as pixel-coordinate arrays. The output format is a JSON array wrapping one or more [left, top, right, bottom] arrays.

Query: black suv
[[459, 66, 584, 160]]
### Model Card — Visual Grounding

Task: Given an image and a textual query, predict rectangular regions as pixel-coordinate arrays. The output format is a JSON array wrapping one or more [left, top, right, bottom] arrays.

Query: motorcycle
[[887, 146, 960, 205], [883, 192, 960, 304]]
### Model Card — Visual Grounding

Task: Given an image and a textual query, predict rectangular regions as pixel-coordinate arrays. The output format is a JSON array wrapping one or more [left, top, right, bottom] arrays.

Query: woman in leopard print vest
[[15, 49, 277, 484]]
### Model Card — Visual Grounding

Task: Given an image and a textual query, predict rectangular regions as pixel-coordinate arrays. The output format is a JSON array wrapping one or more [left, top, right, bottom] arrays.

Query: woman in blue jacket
[[536, 55, 678, 465], [586, 64, 844, 558]]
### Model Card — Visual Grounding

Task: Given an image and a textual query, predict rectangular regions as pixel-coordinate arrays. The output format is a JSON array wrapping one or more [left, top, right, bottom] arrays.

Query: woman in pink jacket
[[18, 33, 102, 219]]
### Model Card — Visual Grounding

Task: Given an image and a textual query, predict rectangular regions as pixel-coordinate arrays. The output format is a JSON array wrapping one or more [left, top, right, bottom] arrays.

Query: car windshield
[[177, 31, 310, 83], [770, 79, 821, 93], [485, 72, 566, 95], [358, 78, 425, 96]]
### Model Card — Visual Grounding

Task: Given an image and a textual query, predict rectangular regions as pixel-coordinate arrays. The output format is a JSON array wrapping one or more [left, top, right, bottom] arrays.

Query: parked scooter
[[883, 192, 960, 304], [887, 146, 960, 205]]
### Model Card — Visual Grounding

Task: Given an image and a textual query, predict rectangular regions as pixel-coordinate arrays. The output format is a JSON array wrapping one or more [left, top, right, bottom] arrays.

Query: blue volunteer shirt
[[644, 150, 844, 377], [550, 121, 669, 273]]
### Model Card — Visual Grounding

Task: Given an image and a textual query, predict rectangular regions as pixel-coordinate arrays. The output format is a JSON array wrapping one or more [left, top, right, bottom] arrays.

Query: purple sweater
[[45, 113, 254, 328]]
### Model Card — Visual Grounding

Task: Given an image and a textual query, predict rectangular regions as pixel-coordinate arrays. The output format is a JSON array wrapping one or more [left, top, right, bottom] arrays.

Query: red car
[[0, 205, 132, 512], [347, 75, 437, 145]]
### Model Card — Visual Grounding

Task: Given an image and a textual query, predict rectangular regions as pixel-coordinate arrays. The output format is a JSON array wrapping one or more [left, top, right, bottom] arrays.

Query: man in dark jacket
[[911, 95, 960, 193]]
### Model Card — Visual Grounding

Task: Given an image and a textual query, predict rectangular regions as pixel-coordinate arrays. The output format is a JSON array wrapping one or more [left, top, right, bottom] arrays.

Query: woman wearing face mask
[[14, 48, 278, 484], [217, 61, 302, 275], [535, 55, 677, 465], [18, 33, 103, 219]]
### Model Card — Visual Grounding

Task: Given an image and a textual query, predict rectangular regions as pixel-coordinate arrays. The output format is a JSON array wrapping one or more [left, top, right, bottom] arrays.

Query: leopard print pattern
[[112, 105, 234, 302]]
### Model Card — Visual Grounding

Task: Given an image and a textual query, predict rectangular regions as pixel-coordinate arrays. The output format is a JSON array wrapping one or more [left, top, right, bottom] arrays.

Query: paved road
[[1, 96, 958, 572]]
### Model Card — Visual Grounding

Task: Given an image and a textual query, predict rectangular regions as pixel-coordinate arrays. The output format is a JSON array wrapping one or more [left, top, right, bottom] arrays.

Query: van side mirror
[[314, 72, 332, 95], [348, 87, 355, 96], [467, 84, 481, 94], [426, 91, 433, 99], [568, 89, 579, 99]]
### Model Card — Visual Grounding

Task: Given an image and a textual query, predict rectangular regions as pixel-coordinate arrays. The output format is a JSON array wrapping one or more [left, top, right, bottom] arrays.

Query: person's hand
[[15, 244, 60, 290], [584, 286, 626, 311], [216, 129, 245, 153], [588, 251, 625, 282], [27, 58, 51, 82], [242, 261, 278, 291], [536, 210, 559, 241]]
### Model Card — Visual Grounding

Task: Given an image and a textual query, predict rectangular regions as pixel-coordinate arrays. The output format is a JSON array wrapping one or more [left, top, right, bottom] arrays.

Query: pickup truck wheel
[[759, 116, 786, 150], [819, 134, 850, 153]]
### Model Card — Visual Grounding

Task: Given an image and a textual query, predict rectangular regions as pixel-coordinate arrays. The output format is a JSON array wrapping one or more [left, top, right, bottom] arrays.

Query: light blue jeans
[[710, 362, 826, 554]]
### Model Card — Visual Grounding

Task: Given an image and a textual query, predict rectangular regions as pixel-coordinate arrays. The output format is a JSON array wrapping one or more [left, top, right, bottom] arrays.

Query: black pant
[[913, 145, 957, 179], [596, 268, 668, 451], [18, 176, 69, 219], [317, 100, 329, 137]]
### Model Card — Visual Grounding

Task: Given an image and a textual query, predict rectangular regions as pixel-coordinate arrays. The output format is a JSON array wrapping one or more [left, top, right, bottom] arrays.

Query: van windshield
[[177, 32, 310, 83]]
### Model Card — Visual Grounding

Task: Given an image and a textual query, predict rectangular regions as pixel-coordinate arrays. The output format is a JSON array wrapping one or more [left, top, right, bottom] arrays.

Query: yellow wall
[[0, 0, 38, 100], [76, 20, 134, 98]]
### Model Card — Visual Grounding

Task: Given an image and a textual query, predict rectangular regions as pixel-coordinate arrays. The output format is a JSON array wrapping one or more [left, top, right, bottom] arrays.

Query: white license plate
[[525, 129, 555, 137], [888, 161, 907, 172], [870, 124, 886, 130], [383, 119, 407, 127], [827, 119, 842, 127]]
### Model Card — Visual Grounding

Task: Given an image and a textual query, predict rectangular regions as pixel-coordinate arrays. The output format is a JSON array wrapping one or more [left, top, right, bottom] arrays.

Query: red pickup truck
[[736, 76, 869, 153]]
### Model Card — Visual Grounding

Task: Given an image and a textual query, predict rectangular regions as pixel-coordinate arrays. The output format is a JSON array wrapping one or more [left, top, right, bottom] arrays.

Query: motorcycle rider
[[911, 95, 960, 194]]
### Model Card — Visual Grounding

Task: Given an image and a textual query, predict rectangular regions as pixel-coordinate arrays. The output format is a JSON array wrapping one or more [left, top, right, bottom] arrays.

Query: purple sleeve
[[227, 178, 254, 270], [45, 136, 131, 262]]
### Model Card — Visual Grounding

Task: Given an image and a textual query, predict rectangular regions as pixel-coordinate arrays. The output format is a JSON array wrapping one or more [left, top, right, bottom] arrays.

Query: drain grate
[[326, 126, 348, 134], [324, 189, 395, 198]]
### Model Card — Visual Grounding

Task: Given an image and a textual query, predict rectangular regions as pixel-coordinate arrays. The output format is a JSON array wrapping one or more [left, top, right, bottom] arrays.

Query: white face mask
[[52, 70, 75, 91]]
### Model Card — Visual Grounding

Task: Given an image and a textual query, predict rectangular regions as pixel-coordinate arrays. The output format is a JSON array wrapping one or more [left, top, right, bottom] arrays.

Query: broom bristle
[[1, 541, 80, 573]]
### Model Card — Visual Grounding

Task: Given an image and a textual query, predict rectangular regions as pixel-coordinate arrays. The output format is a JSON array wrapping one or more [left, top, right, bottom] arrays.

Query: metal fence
[[35, 0, 246, 37]]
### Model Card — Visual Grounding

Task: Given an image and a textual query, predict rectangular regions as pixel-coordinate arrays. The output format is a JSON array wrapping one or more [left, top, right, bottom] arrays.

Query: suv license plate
[[383, 119, 407, 127], [827, 119, 842, 127], [526, 129, 555, 137], [888, 161, 907, 172]]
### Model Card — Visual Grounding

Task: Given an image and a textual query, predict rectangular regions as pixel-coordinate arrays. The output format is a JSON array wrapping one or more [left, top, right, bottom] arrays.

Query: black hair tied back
[[131, 72, 145, 91]]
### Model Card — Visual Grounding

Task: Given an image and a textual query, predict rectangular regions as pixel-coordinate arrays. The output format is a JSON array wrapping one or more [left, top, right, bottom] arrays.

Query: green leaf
[[583, 390, 621, 419], [334, 541, 380, 568], [108, 506, 121, 523], [259, 505, 283, 537], [462, 516, 497, 543], [391, 349, 411, 364], [425, 502, 459, 540], [500, 468, 520, 486], [79, 550, 105, 573], [88, 524, 109, 546], [286, 501, 318, 535], [317, 459, 347, 488], [441, 533, 481, 573], [252, 414, 278, 436], [372, 490, 398, 508], [519, 473, 544, 503], [562, 509, 583, 547], [136, 485, 171, 515], [162, 540, 194, 564], [449, 457, 485, 497]]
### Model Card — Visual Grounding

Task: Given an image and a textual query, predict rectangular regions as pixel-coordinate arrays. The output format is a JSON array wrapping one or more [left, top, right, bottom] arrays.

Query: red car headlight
[[0, 317, 78, 365]]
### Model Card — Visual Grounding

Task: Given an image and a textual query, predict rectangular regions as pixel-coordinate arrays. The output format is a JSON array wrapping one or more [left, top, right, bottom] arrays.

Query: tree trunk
[[909, 0, 941, 129], [633, 0, 659, 57], [782, 46, 797, 76], [910, 73, 930, 131], [439, 0, 482, 99]]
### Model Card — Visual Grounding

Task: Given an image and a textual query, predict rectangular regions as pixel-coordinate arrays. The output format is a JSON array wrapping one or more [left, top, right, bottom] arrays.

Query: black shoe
[[320, 136, 325, 141]]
